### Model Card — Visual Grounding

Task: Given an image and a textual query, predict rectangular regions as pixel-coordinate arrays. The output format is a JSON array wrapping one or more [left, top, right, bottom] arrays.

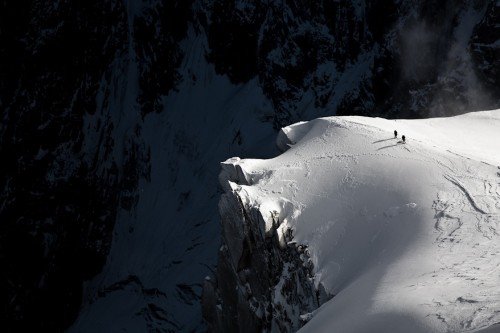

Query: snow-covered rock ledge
[[204, 110, 500, 333], [202, 168, 331, 332]]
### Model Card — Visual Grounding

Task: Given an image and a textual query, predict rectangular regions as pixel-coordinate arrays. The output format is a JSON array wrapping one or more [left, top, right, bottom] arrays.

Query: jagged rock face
[[0, 0, 499, 331], [469, 1, 500, 93], [202, 190, 329, 332], [205, 0, 499, 123], [0, 1, 129, 330], [134, 0, 193, 114], [0, 0, 183, 330]]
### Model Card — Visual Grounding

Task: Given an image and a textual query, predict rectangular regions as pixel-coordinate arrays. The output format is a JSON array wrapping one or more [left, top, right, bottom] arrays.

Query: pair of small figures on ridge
[[394, 130, 405, 143]]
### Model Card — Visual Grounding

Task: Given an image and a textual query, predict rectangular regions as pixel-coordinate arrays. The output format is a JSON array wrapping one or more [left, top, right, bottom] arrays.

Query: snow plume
[[398, 1, 494, 117], [399, 20, 439, 83]]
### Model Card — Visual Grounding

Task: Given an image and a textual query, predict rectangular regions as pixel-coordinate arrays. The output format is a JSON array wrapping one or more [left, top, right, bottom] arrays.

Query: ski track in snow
[[222, 110, 500, 332]]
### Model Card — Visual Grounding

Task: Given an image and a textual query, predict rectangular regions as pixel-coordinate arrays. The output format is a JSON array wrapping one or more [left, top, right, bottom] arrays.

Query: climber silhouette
[[402, 135, 406, 143], [394, 130, 398, 138]]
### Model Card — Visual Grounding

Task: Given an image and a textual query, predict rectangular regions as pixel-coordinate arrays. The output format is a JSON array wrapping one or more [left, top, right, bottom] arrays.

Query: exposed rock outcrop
[[469, 1, 500, 93], [202, 177, 330, 332]]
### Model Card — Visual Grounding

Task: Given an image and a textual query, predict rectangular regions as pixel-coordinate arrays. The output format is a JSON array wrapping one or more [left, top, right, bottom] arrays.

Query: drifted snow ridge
[[206, 110, 500, 333]]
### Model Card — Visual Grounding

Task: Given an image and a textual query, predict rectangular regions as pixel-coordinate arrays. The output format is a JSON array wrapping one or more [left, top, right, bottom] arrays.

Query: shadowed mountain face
[[0, 1, 129, 330], [0, 0, 498, 331]]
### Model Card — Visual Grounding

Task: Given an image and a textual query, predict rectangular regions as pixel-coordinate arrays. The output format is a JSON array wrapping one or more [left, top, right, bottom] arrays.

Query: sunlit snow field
[[221, 110, 500, 332]]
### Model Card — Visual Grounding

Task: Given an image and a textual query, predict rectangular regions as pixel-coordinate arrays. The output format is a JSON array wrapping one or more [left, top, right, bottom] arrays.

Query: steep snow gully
[[205, 110, 500, 332]]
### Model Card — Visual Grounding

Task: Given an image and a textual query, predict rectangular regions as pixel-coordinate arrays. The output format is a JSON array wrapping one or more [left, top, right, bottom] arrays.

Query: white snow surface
[[222, 110, 500, 333]]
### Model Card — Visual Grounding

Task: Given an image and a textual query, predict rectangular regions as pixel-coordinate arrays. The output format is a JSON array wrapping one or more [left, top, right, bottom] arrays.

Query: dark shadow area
[[377, 142, 404, 150], [372, 138, 395, 144], [477, 323, 500, 333]]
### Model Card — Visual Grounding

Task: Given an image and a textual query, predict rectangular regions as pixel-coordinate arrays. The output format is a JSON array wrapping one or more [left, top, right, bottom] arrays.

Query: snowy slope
[[221, 110, 500, 332]]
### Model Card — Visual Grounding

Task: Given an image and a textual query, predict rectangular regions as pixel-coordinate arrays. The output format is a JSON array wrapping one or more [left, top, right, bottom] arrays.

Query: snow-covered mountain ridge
[[1, 0, 499, 330], [208, 110, 500, 332]]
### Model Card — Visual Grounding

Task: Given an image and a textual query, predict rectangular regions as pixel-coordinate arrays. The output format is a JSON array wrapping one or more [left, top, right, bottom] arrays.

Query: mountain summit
[[207, 110, 500, 332]]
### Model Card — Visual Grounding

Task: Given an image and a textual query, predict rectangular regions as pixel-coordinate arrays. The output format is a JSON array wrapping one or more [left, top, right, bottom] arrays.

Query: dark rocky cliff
[[202, 175, 331, 332]]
